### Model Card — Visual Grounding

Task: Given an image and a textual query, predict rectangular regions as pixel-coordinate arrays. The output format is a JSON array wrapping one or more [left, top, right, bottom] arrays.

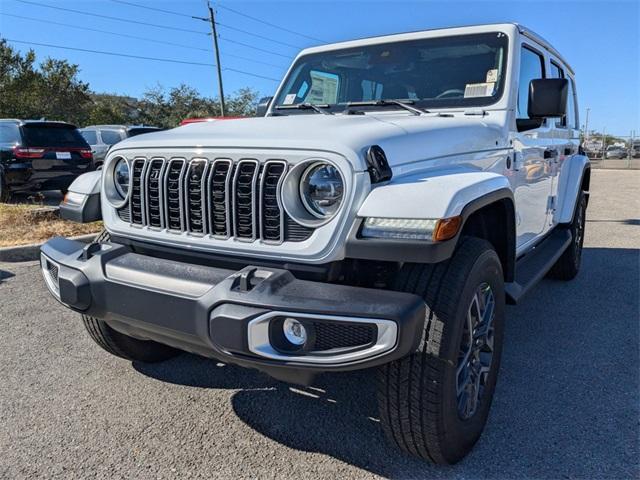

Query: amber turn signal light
[[433, 216, 462, 241]]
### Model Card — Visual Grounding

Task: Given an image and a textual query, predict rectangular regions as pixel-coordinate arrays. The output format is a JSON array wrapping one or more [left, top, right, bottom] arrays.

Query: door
[[511, 44, 556, 252], [548, 60, 580, 227]]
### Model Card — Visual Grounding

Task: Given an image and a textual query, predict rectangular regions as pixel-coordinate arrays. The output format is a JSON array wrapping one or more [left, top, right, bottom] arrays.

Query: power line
[[216, 3, 325, 43], [14, 0, 209, 35], [215, 21, 302, 49], [5, 39, 281, 81], [1, 13, 210, 52], [108, 0, 195, 19], [219, 36, 292, 59], [2, 12, 286, 68]]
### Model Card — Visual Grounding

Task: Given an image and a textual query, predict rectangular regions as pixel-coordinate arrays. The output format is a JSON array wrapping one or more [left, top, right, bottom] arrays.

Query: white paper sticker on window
[[464, 82, 495, 98], [283, 93, 297, 105], [486, 69, 498, 83], [304, 70, 339, 104]]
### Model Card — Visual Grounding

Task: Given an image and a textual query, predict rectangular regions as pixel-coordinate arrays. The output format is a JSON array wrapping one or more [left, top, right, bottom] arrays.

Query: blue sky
[[1, 0, 638, 136]]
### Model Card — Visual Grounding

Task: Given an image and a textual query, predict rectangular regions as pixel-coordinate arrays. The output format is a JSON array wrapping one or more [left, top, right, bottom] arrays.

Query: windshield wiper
[[346, 99, 428, 116], [275, 103, 333, 115]]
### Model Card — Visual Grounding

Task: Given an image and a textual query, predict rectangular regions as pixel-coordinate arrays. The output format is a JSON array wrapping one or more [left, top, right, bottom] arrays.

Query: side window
[[550, 61, 566, 127], [81, 130, 98, 145], [100, 129, 123, 146], [517, 46, 545, 121], [0, 124, 21, 144], [566, 77, 578, 130]]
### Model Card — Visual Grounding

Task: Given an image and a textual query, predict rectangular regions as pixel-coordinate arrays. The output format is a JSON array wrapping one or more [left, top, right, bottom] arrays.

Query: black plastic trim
[[59, 192, 102, 223]]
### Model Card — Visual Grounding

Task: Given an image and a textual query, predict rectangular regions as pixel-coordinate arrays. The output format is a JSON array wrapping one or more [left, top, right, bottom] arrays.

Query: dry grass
[[0, 203, 102, 247]]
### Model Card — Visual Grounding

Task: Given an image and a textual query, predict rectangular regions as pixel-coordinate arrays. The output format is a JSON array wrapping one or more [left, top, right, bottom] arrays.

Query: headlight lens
[[300, 162, 344, 218], [114, 158, 130, 198]]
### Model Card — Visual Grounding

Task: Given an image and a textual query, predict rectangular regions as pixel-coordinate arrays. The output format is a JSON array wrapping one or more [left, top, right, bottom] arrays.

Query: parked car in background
[[605, 145, 626, 159], [80, 125, 163, 168], [0, 119, 93, 201]]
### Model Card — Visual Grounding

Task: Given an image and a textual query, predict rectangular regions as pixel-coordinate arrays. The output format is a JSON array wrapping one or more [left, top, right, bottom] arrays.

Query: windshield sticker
[[464, 82, 495, 98], [305, 70, 339, 104], [283, 93, 297, 105], [486, 69, 498, 83]]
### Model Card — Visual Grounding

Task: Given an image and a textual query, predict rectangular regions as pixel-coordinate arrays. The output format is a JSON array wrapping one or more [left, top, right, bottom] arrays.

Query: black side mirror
[[256, 96, 273, 117], [528, 78, 568, 118]]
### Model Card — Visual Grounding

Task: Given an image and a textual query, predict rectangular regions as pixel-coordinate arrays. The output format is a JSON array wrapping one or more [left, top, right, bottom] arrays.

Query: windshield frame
[[271, 31, 510, 115]]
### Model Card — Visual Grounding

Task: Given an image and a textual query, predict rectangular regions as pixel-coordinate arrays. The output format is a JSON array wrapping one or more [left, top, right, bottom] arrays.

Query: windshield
[[274, 32, 508, 113], [22, 124, 88, 148]]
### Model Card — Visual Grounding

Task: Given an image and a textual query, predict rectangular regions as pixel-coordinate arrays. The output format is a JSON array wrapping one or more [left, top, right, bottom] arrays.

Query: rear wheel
[[0, 174, 11, 202], [547, 190, 586, 280], [377, 237, 505, 464], [81, 230, 179, 363]]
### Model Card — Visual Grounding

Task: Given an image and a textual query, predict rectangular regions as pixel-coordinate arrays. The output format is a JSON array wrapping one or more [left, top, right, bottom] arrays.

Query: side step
[[505, 228, 572, 304]]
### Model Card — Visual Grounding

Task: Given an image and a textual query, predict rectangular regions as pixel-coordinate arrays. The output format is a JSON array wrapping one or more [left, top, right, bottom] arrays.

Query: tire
[[547, 190, 586, 280], [81, 229, 179, 363], [0, 173, 11, 202], [377, 237, 505, 464]]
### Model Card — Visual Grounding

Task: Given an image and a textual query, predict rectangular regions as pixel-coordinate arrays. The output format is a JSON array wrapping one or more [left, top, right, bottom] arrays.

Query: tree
[[0, 39, 92, 125]]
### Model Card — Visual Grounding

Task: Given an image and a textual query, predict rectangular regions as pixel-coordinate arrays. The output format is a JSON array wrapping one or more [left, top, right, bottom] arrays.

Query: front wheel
[[0, 173, 11, 202], [377, 237, 505, 464]]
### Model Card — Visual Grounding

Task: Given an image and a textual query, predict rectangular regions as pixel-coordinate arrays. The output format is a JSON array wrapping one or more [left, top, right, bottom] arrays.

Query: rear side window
[[127, 127, 161, 137], [100, 129, 123, 145], [549, 61, 566, 127], [517, 46, 545, 120], [22, 125, 88, 147], [81, 130, 98, 145], [566, 77, 578, 129], [0, 124, 21, 144]]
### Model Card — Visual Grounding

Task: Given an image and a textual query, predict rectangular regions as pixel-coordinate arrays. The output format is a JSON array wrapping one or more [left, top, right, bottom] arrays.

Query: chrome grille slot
[[130, 159, 146, 225], [164, 159, 186, 231], [260, 161, 287, 243], [144, 158, 165, 228], [184, 159, 208, 234], [233, 160, 259, 240], [206, 159, 232, 238]]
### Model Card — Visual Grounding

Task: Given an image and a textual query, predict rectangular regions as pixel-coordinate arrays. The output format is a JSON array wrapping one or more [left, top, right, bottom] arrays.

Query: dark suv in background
[[0, 119, 93, 201], [80, 125, 163, 168]]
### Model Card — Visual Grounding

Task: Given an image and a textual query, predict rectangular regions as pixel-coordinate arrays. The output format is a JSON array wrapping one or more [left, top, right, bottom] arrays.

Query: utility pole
[[584, 108, 590, 141], [194, 2, 225, 116]]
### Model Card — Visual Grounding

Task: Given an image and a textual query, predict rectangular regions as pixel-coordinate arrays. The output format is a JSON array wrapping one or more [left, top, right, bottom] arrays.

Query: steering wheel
[[435, 89, 465, 99]]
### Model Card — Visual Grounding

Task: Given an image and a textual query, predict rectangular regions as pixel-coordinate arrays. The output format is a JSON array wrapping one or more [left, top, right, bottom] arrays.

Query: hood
[[114, 113, 504, 171]]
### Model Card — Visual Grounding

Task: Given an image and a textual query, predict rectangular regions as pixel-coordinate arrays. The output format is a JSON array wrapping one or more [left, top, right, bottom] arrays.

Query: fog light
[[283, 318, 307, 346]]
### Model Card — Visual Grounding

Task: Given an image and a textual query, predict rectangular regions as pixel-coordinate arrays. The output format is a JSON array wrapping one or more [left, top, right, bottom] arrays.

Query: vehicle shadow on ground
[[134, 247, 639, 479], [0, 269, 16, 283]]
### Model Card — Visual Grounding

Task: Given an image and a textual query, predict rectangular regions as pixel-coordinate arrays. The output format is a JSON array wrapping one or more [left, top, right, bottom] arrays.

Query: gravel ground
[[0, 169, 638, 479]]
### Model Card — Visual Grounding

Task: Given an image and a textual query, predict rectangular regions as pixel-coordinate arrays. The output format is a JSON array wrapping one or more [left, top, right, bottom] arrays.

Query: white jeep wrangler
[[41, 23, 589, 464]]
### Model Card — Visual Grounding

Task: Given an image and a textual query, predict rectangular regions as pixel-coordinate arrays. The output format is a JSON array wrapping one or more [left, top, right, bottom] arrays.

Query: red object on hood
[[180, 116, 244, 126]]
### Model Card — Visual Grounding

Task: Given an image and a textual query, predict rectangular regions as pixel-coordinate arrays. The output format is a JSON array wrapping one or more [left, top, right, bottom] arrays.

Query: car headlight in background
[[299, 162, 344, 218], [113, 158, 130, 198]]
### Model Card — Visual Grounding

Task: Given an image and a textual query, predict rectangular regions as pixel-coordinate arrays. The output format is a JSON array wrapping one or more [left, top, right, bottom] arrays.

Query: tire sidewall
[[440, 248, 505, 460]]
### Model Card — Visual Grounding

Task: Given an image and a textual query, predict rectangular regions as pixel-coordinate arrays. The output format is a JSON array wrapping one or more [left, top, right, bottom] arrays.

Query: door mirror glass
[[256, 96, 273, 117], [528, 78, 568, 118]]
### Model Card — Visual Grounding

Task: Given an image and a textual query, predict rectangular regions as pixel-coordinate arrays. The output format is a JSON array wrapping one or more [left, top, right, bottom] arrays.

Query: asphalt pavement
[[0, 169, 638, 479]]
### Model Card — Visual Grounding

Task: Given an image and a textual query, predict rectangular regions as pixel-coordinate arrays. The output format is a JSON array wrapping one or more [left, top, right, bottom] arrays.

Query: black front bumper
[[40, 237, 426, 384]]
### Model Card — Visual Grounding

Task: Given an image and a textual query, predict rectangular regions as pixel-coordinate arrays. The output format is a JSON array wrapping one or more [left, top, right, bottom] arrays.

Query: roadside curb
[[0, 233, 97, 263]]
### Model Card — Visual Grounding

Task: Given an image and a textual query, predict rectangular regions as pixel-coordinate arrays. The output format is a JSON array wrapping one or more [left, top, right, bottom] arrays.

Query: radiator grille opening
[[116, 157, 314, 243], [165, 159, 185, 230], [185, 160, 207, 233], [233, 160, 258, 240], [145, 159, 165, 228], [130, 159, 145, 225]]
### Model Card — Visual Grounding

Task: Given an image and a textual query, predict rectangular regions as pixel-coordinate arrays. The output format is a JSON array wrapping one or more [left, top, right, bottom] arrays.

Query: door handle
[[544, 148, 558, 159]]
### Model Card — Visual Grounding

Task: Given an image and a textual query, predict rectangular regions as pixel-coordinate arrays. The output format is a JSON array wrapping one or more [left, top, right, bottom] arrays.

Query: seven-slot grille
[[122, 157, 292, 243]]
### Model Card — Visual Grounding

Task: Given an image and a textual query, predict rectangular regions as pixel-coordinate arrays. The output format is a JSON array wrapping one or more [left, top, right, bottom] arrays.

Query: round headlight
[[299, 162, 344, 218], [114, 158, 130, 198]]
